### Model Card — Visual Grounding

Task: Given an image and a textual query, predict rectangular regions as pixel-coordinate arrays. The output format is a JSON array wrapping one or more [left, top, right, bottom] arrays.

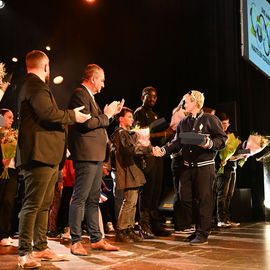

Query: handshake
[[152, 146, 165, 157]]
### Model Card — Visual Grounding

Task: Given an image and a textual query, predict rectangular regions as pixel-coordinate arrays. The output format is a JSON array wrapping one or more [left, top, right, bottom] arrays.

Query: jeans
[[69, 161, 103, 244], [117, 188, 139, 230], [18, 162, 58, 256], [217, 170, 236, 222]]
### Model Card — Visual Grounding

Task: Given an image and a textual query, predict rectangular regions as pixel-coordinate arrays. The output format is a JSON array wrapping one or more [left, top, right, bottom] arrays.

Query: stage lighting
[[53, 76, 64, 85], [12, 57, 18, 62], [0, 1, 5, 9], [45, 46, 51, 51], [86, 0, 95, 3]]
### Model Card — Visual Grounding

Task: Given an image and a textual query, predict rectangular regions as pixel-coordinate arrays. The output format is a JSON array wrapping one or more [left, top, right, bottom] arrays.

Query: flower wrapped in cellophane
[[0, 62, 9, 93], [238, 133, 269, 167], [0, 128, 18, 179], [218, 132, 241, 174], [130, 125, 150, 147]]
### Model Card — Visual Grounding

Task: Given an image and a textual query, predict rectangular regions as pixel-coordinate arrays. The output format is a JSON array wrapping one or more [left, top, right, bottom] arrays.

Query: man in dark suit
[[68, 64, 123, 255], [16, 50, 90, 269]]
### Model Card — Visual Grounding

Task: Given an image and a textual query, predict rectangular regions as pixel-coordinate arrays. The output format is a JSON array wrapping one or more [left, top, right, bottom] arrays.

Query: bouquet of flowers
[[0, 128, 18, 179], [0, 62, 9, 92], [238, 132, 269, 167], [130, 125, 151, 147], [218, 132, 241, 174]]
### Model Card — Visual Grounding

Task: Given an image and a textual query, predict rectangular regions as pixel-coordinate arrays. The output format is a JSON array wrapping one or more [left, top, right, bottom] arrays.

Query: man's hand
[[2, 158, 11, 167], [73, 106, 91, 123], [199, 135, 210, 149], [104, 101, 120, 119], [114, 99, 125, 115], [152, 146, 164, 157]]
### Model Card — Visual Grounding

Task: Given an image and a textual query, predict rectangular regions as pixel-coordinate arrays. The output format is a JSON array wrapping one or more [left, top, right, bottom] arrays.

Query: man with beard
[[16, 50, 90, 269], [134, 86, 171, 237]]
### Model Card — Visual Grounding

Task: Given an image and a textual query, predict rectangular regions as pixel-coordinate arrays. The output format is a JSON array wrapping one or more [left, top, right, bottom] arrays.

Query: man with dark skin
[[134, 86, 171, 237]]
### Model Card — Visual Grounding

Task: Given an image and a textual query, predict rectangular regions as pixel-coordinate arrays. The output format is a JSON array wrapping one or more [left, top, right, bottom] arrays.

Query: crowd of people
[[0, 50, 251, 268]]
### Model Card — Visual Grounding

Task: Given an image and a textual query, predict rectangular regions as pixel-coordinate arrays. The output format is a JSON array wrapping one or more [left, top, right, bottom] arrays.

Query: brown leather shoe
[[18, 254, 41, 269], [91, 239, 119, 251], [70, 241, 88, 256], [32, 248, 68, 261]]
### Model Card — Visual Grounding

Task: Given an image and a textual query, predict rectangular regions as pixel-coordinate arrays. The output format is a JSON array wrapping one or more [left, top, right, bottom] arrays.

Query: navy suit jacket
[[68, 85, 109, 161]]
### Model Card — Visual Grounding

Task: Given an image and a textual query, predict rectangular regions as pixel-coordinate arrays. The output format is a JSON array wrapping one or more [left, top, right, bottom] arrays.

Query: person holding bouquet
[[0, 62, 10, 102], [215, 113, 241, 228], [111, 107, 153, 242], [0, 108, 18, 246]]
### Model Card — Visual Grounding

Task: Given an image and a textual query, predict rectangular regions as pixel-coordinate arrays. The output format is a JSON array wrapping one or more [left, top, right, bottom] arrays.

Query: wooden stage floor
[[0, 222, 269, 270]]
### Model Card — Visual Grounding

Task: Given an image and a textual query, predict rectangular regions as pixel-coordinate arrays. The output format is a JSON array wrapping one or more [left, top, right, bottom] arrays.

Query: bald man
[[16, 50, 90, 269]]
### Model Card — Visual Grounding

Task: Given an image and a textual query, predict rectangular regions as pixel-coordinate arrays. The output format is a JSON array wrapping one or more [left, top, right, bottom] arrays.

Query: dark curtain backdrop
[[1, 0, 269, 219]]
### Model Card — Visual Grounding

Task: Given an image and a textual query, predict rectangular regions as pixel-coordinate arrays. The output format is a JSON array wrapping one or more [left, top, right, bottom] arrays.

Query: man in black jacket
[[17, 50, 90, 269], [153, 90, 227, 245], [134, 86, 171, 237]]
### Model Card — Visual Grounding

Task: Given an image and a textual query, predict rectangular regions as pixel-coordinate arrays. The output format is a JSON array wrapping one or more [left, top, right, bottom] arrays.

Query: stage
[[0, 222, 269, 270]]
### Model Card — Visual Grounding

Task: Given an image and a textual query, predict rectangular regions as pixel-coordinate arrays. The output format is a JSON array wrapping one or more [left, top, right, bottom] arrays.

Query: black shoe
[[139, 224, 155, 239], [190, 234, 208, 246], [115, 229, 133, 243], [184, 233, 196, 242], [151, 224, 171, 237], [127, 228, 143, 242]]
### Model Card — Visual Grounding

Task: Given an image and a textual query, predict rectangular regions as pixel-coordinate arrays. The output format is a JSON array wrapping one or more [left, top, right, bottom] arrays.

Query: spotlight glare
[[86, 0, 95, 3], [45, 46, 51, 51], [53, 76, 64, 85], [12, 57, 18, 62], [0, 1, 5, 9], [265, 199, 270, 209]]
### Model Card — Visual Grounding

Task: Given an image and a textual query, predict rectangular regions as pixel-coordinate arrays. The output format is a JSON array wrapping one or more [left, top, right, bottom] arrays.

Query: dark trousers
[[18, 162, 58, 256], [56, 186, 73, 232], [139, 156, 164, 226], [69, 161, 103, 244], [0, 169, 18, 240], [180, 165, 215, 236], [171, 156, 192, 229], [217, 170, 236, 222]]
